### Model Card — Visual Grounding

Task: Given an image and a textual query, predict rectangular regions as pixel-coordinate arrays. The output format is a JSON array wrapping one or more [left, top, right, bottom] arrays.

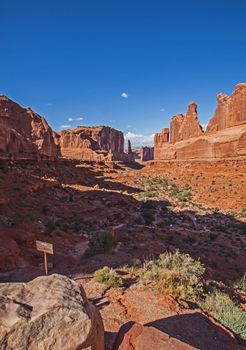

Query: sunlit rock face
[[0, 274, 104, 350], [206, 83, 246, 133], [154, 84, 246, 160], [0, 95, 60, 159], [59, 125, 129, 161]]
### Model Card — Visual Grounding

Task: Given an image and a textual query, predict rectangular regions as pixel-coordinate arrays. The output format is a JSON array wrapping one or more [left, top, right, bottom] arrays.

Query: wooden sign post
[[36, 240, 54, 275]]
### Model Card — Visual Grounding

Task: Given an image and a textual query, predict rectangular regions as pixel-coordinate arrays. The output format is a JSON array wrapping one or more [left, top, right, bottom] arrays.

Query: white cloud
[[125, 131, 154, 147], [201, 123, 208, 131], [60, 125, 71, 129], [68, 117, 73, 122], [121, 92, 129, 99], [76, 117, 83, 121]]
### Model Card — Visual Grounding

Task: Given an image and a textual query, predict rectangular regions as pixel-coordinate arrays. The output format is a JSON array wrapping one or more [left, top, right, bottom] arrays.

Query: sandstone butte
[[154, 83, 246, 160], [0, 95, 132, 163], [59, 126, 133, 162]]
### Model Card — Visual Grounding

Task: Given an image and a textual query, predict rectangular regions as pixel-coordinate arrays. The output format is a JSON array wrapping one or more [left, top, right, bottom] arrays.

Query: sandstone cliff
[[140, 146, 154, 161], [0, 95, 60, 159], [170, 102, 203, 144], [59, 125, 130, 162], [154, 84, 246, 160], [206, 83, 246, 133]]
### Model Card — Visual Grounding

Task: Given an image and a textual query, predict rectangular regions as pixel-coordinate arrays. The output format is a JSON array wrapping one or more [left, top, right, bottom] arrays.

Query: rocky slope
[[0, 95, 60, 160], [154, 83, 246, 160]]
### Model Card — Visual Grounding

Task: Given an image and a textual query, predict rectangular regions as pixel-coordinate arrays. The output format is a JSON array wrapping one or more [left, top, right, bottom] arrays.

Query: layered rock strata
[[154, 84, 246, 160], [59, 126, 131, 162], [0, 95, 60, 159]]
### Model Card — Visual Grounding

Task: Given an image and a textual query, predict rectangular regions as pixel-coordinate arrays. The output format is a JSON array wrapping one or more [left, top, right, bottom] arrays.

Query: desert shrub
[[86, 230, 116, 255], [233, 274, 246, 292], [45, 218, 56, 233], [134, 177, 192, 205], [200, 291, 246, 339], [140, 250, 205, 300], [94, 266, 124, 288], [9, 213, 33, 227], [41, 205, 49, 215], [140, 201, 156, 224]]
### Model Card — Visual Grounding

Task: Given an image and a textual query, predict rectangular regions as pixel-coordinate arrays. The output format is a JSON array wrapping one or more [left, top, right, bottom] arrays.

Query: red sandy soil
[[0, 158, 245, 349]]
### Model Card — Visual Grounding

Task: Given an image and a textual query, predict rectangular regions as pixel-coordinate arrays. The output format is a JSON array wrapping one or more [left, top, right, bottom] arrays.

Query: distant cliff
[[58, 125, 129, 162], [0, 95, 60, 159], [154, 83, 246, 160]]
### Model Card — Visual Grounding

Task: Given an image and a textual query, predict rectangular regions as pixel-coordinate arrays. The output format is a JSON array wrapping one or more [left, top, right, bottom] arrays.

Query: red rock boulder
[[113, 322, 194, 350]]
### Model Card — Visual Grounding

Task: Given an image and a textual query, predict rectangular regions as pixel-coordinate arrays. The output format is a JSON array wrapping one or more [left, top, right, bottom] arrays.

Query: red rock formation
[[59, 125, 128, 162], [154, 84, 246, 161], [140, 146, 154, 161], [154, 128, 169, 145], [207, 83, 246, 133], [0, 95, 60, 159], [127, 139, 133, 154], [170, 102, 203, 144], [113, 322, 192, 350]]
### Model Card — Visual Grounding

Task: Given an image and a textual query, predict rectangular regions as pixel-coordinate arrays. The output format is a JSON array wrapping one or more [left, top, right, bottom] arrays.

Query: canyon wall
[[140, 146, 154, 161], [206, 83, 246, 133], [0, 96, 60, 159], [59, 126, 131, 162], [154, 83, 246, 160], [0, 95, 132, 163]]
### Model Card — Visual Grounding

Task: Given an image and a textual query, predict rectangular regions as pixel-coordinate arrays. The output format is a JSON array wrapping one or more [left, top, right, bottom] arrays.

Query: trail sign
[[36, 240, 54, 275]]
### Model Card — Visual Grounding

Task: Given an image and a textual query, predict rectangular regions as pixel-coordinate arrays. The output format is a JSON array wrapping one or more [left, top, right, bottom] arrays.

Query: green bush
[[9, 213, 33, 227], [134, 177, 192, 205], [200, 291, 246, 340], [86, 230, 116, 255], [233, 274, 246, 292], [140, 250, 205, 300], [45, 218, 56, 234], [140, 201, 156, 224], [94, 266, 124, 288]]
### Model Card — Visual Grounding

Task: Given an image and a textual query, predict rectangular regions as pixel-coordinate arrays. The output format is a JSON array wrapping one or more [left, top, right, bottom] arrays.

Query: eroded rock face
[[170, 102, 203, 144], [59, 126, 127, 162], [154, 84, 246, 160], [0, 96, 60, 159], [0, 274, 104, 350], [140, 146, 154, 161], [207, 83, 246, 133]]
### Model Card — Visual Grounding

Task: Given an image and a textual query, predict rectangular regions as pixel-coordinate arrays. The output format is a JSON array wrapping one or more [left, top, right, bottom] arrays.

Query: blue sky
[[1, 0, 246, 146]]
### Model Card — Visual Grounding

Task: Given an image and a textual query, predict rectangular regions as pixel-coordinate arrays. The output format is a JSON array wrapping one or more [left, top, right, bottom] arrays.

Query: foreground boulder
[[0, 274, 104, 350], [113, 322, 192, 350]]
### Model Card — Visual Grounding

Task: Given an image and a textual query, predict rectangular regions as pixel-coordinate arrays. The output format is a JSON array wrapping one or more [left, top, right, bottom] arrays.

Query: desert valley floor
[[0, 158, 245, 349]]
